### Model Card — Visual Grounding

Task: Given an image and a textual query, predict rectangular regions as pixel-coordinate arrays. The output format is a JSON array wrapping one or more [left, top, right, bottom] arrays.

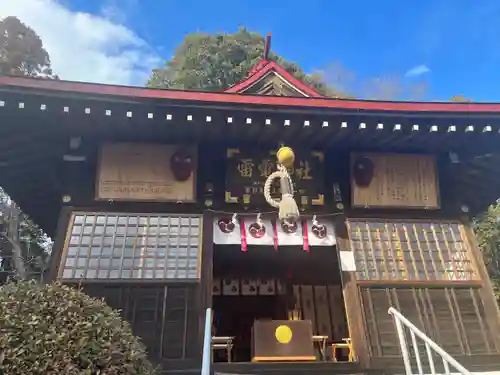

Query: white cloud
[[404, 64, 431, 77], [0, 0, 161, 85], [99, 0, 138, 25]]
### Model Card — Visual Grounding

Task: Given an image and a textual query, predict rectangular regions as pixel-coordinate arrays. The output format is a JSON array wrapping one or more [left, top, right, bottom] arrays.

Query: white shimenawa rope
[[264, 164, 295, 209]]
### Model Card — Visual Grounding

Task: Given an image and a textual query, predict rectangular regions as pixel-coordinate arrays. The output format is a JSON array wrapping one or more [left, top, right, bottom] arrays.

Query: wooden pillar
[[198, 211, 214, 350], [46, 206, 72, 282], [336, 223, 371, 368]]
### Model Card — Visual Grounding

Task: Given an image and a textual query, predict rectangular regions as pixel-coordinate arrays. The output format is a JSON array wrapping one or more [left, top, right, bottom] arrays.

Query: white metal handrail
[[388, 307, 472, 375], [201, 307, 213, 375]]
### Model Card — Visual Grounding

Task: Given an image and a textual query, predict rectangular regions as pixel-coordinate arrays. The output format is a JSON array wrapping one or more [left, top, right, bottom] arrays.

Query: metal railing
[[388, 307, 472, 375], [201, 307, 213, 375]]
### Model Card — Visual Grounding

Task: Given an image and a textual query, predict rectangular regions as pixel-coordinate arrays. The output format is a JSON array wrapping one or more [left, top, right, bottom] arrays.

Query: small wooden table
[[312, 335, 328, 362], [212, 336, 234, 363], [331, 338, 355, 362]]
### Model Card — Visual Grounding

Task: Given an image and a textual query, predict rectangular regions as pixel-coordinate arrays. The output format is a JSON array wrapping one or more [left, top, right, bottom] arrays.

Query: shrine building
[[1, 37, 500, 375]]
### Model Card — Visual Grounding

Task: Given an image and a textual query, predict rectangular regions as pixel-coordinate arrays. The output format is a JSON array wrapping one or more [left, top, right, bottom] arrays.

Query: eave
[[2, 77, 500, 235], [3, 75, 500, 113]]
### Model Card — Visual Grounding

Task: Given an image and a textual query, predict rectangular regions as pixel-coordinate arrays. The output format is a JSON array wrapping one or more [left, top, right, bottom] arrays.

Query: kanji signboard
[[225, 148, 324, 208]]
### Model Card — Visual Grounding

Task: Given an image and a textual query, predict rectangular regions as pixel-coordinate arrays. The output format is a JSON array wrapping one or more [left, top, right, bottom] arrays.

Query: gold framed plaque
[[351, 153, 439, 209], [96, 143, 197, 202]]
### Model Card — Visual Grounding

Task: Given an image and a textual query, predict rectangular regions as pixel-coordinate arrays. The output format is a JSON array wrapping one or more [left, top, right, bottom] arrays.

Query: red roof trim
[[224, 60, 324, 97], [1, 76, 500, 113]]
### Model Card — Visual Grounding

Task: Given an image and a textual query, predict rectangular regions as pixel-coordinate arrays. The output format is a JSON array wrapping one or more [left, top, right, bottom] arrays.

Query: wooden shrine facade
[[1, 74, 500, 373]]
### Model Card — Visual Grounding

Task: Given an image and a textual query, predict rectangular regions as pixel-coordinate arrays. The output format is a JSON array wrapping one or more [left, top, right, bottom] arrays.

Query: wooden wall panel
[[287, 284, 348, 341], [461, 223, 500, 352], [300, 285, 316, 331], [293, 285, 302, 318], [426, 289, 463, 354], [453, 288, 496, 355], [82, 284, 199, 362], [361, 286, 500, 361], [314, 286, 332, 337], [361, 288, 399, 357], [327, 285, 348, 340]]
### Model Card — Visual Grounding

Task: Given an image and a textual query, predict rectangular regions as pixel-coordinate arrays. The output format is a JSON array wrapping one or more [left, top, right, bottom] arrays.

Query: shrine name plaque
[[351, 153, 439, 209], [96, 143, 197, 202], [252, 320, 315, 362], [226, 149, 324, 208]]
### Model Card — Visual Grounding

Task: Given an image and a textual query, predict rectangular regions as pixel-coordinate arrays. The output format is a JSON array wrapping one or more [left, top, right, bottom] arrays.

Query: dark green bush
[[0, 281, 157, 375]]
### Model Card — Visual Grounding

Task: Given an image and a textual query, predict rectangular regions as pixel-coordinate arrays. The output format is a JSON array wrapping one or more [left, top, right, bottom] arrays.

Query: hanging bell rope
[[264, 147, 300, 223]]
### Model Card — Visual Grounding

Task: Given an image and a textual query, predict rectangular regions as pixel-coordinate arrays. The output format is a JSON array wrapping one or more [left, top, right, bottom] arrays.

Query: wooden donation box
[[252, 320, 316, 362]]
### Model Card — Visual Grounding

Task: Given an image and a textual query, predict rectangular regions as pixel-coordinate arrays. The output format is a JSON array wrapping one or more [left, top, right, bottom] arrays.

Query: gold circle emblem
[[275, 325, 293, 344], [276, 147, 295, 168]]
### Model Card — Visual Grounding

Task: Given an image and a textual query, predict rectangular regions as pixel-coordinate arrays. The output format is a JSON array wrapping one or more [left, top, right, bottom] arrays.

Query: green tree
[[474, 203, 500, 301], [451, 95, 473, 102], [0, 16, 57, 78], [147, 28, 345, 97], [0, 16, 55, 282], [309, 61, 429, 101], [0, 189, 50, 283], [148, 28, 430, 100], [312, 61, 356, 98], [361, 74, 429, 101]]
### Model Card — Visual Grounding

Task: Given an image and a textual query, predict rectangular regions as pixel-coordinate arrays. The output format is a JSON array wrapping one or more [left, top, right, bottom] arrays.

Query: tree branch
[[0, 231, 27, 280]]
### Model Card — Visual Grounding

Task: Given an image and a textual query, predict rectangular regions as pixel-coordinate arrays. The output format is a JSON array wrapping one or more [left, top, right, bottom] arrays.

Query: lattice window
[[348, 220, 476, 281], [60, 213, 201, 280]]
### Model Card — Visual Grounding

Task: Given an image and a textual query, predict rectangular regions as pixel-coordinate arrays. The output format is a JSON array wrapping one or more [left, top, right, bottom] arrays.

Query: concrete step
[[212, 361, 364, 375]]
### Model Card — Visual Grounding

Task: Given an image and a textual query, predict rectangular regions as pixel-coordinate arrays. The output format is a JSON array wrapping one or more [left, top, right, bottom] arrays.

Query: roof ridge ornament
[[246, 32, 272, 77], [227, 33, 324, 97], [264, 32, 271, 61]]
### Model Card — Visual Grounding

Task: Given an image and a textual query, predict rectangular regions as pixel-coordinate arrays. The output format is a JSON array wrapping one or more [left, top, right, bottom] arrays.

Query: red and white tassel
[[302, 219, 310, 252], [240, 217, 247, 252]]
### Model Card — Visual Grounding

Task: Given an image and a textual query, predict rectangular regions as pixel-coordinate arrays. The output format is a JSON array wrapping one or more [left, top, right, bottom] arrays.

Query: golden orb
[[275, 325, 293, 344], [276, 146, 295, 168]]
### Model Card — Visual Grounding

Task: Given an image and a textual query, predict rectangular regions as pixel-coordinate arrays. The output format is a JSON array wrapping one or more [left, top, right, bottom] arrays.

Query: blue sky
[[30, 0, 500, 101]]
